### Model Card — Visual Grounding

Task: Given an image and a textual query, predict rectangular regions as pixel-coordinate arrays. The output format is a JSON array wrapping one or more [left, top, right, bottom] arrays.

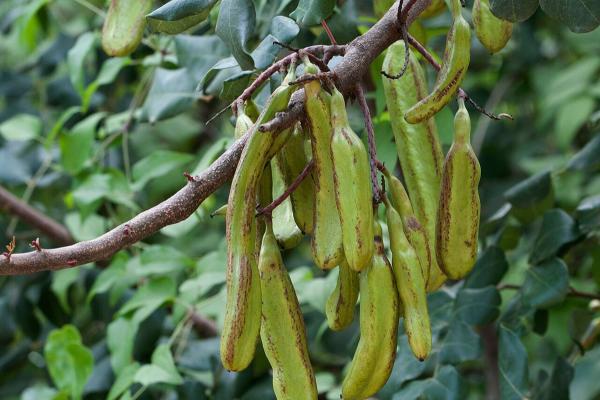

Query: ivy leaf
[[147, 0, 218, 34], [576, 195, 600, 234], [107, 362, 139, 400], [44, 325, 94, 400], [464, 246, 509, 289], [529, 209, 579, 264], [540, 0, 600, 33], [67, 32, 96, 96], [215, 0, 255, 71], [132, 150, 194, 191], [59, 112, 105, 174], [0, 113, 42, 141], [117, 276, 176, 317], [454, 287, 501, 325], [489, 0, 539, 22], [521, 258, 569, 309], [498, 325, 528, 400], [107, 318, 138, 375], [290, 0, 335, 26], [174, 35, 229, 82]]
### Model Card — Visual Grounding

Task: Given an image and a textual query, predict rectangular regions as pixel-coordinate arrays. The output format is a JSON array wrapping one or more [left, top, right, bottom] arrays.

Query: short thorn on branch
[[183, 172, 197, 182], [407, 33, 513, 121], [256, 160, 315, 218], [2, 236, 16, 262]]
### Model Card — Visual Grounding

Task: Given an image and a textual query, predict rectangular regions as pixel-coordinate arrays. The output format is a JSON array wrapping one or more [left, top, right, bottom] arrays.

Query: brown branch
[[0, 186, 73, 246], [479, 324, 500, 400], [355, 83, 383, 204], [0, 0, 432, 275], [188, 309, 218, 338], [257, 160, 314, 217]]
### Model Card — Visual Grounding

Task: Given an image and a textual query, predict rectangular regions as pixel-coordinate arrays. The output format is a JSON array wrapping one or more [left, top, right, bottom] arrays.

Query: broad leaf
[[567, 134, 600, 172], [378, 335, 430, 397], [540, 0, 600, 33], [117, 276, 176, 317], [439, 320, 481, 364], [290, 0, 335, 26], [489, 0, 539, 22], [67, 32, 96, 96], [107, 318, 138, 375], [464, 246, 509, 289], [554, 96, 595, 148], [529, 209, 579, 264], [498, 325, 528, 400], [521, 258, 569, 309], [0, 113, 41, 141], [174, 35, 229, 82], [44, 325, 94, 400], [147, 0, 219, 34], [215, 0, 255, 70], [60, 112, 105, 174], [134, 344, 183, 386], [132, 150, 193, 191], [140, 68, 197, 123], [505, 171, 554, 223], [107, 362, 139, 400], [454, 287, 501, 325], [575, 195, 600, 233]]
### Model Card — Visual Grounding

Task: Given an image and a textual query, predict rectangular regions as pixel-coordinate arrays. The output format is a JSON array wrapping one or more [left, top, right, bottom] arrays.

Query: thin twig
[[400, 0, 420, 23], [381, 23, 410, 79], [355, 84, 382, 204], [257, 160, 314, 217], [321, 20, 338, 46]]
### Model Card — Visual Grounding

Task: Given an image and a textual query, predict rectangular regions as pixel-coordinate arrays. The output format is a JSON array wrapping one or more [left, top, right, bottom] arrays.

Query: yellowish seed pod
[[436, 97, 481, 280], [270, 155, 303, 249], [330, 87, 374, 272], [325, 260, 359, 331], [102, 0, 152, 57], [473, 0, 513, 54], [258, 223, 317, 400]]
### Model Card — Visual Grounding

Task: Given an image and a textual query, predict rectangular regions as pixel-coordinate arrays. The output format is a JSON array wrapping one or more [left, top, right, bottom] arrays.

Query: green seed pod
[[330, 87, 374, 272], [101, 0, 152, 57], [270, 155, 303, 249], [473, 0, 513, 54], [436, 97, 481, 280], [325, 259, 359, 331], [258, 223, 318, 400]]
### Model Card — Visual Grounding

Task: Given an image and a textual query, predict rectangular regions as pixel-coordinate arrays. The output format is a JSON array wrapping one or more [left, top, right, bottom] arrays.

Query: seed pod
[[102, 0, 152, 57], [404, 0, 471, 124], [270, 155, 303, 249], [330, 87, 374, 272], [436, 97, 481, 280], [210, 204, 228, 218], [278, 124, 315, 234], [341, 221, 399, 400], [222, 67, 297, 371], [258, 223, 318, 400], [473, 0, 513, 54], [382, 41, 446, 290], [384, 170, 433, 286], [384, 196, 431, 360], [303, 63, 344, 269], [325, 260, 359, 331], [234, 109, 255, 140]]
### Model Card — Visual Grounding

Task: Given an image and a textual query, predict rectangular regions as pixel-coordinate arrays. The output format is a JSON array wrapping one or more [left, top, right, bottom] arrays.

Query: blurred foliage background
[[0, 0, 599, 399]]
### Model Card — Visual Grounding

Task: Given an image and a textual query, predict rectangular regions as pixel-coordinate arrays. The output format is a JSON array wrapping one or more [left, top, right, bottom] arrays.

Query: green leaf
[[67, 32, 97, 96], [140, 68, 197, 123], [391, 365, 461, 400], [504, 171, 554, 223], [51, 268, 80, 313], [554, 96, 595, 148], [0, 113, 42, 141], [498, 325, 528, 400], [20, 385, 58, 400], [132, 150, 193, 191], [71, 171, 137, 215], [44, 325, 94, 400], [147, 0, 219, 34], [107, 318, 138, 375], [174, 35, 229, 82], [134, 344, 183, 386], [290, 0, 335, 26], [439, 320, 481, 364], [571, 345, 600, 400], [64, 212, 108, 242], [117, 276, 176, 317], [540, 0, 600, 33], [87, 252, 132, 303], [270, 16, 300, 43], [129, 245, 192, 276], [464, 246, 509, 289], [82, 57, 130, 111], [251, 34, 282, 70], [489, 0, 539, 22], [536, 357, 574, 400], [576, 195, 600, 233], [521, 258, 569, 309], [107, 362, 139, 400], [567, 134, 600, 172], [191, 137, 230, 175], [530, 209, 579, 264], [215, 0, 256, 70], [60, 112, 105, 174], [454, 287, 501, 325], [220, 70, 254, 102], [378, 335, 429, 397]]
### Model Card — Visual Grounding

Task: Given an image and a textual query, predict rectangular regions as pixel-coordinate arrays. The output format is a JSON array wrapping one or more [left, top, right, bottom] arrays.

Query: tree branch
[[0, 186, 73, 246], [0, 0, 431, 275]]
